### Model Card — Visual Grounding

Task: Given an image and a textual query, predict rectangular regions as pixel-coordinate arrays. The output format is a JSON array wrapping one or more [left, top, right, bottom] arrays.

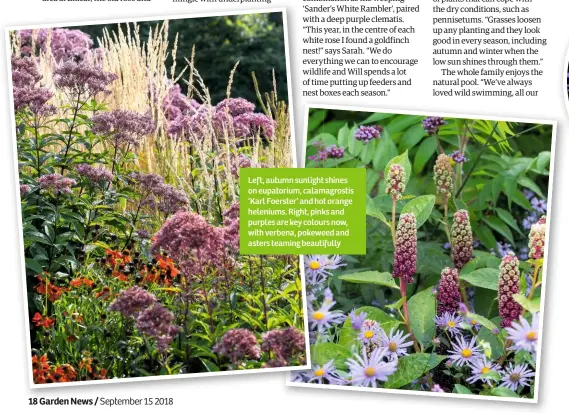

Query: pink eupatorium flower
[[109, 287, 157, 318], [162, 84, 200, 121], [38, 173, 76, 195], [20, 184, 32, 196], [386, 164, 406, 200], [11, 56, 54, 114], [129, 172, 188, 216], [261, 327, 306, 366], [136, 303, 180, 353], [498, 252, 523, 328], [53, 60, 118, 98], [222, 202, 240, 252], [528, 216, 546, 260], [75, 164, 113, 184], [18, 28, 94, 62], [151, 210, 225, 277], [451, 210, 473, 270], [393, 213, 417, 283], [434, 154, 454, 196], [215, 98, 255, 117], [213, 328, 261, 363], [92, 109, 155, 149], [436, 267, 461, 314]]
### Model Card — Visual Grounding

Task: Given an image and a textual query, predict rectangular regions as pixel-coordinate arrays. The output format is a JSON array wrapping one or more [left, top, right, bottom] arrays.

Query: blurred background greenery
[[72, 12, 288, 104]]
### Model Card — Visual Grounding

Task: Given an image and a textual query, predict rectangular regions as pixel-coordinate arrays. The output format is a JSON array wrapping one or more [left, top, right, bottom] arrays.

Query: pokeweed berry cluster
[[386, 164, 406, 200], [434, 154, 454, 196], [498, 252, 523, 328], [451, 210, 474, 270], [393, 213, 417, 284]]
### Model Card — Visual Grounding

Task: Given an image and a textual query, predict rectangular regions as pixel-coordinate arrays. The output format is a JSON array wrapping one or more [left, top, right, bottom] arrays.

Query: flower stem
[[527, 265, 541, 301], [391, 196, 397, 246]]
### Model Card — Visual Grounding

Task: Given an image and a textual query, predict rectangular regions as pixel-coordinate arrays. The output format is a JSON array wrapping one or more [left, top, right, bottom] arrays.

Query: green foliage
[[407, 287, 436, 346], [385, 353, 446, 389]]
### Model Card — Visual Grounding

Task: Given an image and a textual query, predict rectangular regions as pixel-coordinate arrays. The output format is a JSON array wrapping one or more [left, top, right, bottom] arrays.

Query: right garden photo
[[290, 107, 555, 401]]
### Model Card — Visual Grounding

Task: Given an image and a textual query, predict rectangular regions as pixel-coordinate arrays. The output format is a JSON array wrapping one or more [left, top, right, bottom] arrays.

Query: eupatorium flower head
[[393, 213, 417, 283], [386, 164, 406, 200], [53, 60, 118, 97], [136, 303, 179, 352], [20, 184, 32, 196], [129, 172, 188, 215], [109, 287, 157, 318], [75, 164, 113, 184], [434, 154, 454, 196], [18, 28, 93, 62], [92, 109, 155, 148], [451, 210, 473, 269], [261, 327, 306, 365], [528, 216, 546, 260], [213, 328, 261, 363], [354, 125, 382, 143], [498, 252, 523, 328], [423, 116, 446, 135], [222, 202, 240, 252], [38, 174, 76, 195], [437, 267, 461, 314], [11, 56, 54, 114]]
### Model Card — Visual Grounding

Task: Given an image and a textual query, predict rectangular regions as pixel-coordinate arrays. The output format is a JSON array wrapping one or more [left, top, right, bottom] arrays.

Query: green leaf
[[453, 384, 473, 394], [513, 293, 541, 313], [413, 136, 438, 174], [385, 150, 412, 186], [344, 306, 402, 334], [308, 109, 328, 132], [490, 387, 520, 398], [339, 271, 399, 289], [482, 216, 515, 244], [400, 124, 427, 151], [401, 195, 436, 229], [385, 353, 445, 389], [366, 195, 390, 227], [337, 124, 351, 148], [361, 112, 393, 124], [407, 287, 436, 345], [517, 176, 546, 200], [460, 268, 499, 291], [373, 132, 398, 171], [311, 343, 352, 370], [465, 312, 499, 333], [474, 224, 498, 252], [385, 115, 422, 135], [495, 208, 522, 235], [200, 359, 220, 372], [25, 258, 44, 274]]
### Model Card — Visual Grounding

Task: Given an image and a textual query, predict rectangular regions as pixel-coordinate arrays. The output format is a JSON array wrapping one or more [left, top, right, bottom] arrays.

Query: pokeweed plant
[[294, 110, 552, 399]]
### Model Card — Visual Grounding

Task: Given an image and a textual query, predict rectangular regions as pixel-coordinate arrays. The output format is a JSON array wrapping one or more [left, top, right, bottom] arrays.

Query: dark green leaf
[[460, 268, 499, 291], [385, 353, 445, 389], [401, 195, 436, 229], [339, 271, 399, 289], [408, 287, 436, 345]]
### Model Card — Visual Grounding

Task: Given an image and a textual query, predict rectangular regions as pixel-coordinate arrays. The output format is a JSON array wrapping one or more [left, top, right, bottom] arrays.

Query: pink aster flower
[[393, 213, 417, 283]]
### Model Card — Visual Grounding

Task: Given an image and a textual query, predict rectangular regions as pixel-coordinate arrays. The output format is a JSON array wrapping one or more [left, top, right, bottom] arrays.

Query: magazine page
[[0, 0, 565, 414]]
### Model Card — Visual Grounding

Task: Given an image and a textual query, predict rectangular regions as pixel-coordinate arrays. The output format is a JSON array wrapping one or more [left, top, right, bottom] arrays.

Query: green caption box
[[240, 168, 366, 255]]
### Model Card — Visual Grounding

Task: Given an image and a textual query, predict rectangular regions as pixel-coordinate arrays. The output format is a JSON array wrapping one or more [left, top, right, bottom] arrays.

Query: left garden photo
[[7, 10, 308, 387]]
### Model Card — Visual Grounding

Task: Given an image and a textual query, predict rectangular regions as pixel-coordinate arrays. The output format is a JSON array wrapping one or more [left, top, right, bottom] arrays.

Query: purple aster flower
[[380, 328, 414, 359], [431, 384, 445, 392], [308, 150, 328, 163], [136, 303, 180, 352], [290, 371, 310, 383], [505, 313, 539, 353], [359, 320, 384, 347], [213, 328, 261, 363], [466, 357, 501, 385], [38, 173, 76, 195], [443, 242, 451, 250], [348, 309, 368, 331], [519, 247, 529, 261], [75, 164, 113, 184], [393, 213, 417, 284], [434, 312, 463, 336], [304, 255, 345, 286], [498, 252, 523, 328], [437, 268, 461, 314], [523, 189, 535, 200], [449, 150, 467, 163], [347, 347, 398, 388], [448, 335, 482, 367], [109, 287, 157, 318], [326, 144, 344, 159], [354, 125, 382, 143], [308, 360, 346, 385], [500, 363, 535, 391], [497, 242, 512, 258], [531, 198, 547, 214], [423, 116, 446, 135], [308, 300, 345, 333]]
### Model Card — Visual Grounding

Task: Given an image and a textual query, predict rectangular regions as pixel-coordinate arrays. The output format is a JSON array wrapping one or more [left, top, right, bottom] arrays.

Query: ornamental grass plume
[[261, 327, 306, 365], [151, 210, 225, 277], [451, 210, 473, 269], [498, 252, 523, 328], [434, 154, 454, 196], [437, 268, 461, 314], [528, 216, 546, 260], [393, 213, 417, 283], [213, 328, 261, 364], [109, 286, 157, 318], [386, 164, 406, 200]]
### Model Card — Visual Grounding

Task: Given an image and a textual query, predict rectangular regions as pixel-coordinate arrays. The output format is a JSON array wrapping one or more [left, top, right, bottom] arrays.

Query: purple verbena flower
[[449, 150, 467, 163], [354, 125, 382, 143], [326, 144, 344, 159], [423, 116, 446, 135]]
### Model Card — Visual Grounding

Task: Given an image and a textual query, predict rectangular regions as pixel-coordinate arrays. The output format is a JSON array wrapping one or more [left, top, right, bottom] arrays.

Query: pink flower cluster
[[18, 28, 94, 62], [261, 327, 306, 367], [434, 154, 454, 196], [528, 216, 546, 260], [161, 84, 200, 121], [386, 164, 406, 200], [129, 172, 188, 216], [436, 267, 461, 314], [136, 304, 180, 353], [393, 213, 417, 283], [451, 210, 473, 270], [20, 184, 32, 196], [213, 328, 261, 364], [498, 252, 523, 328], [11, 56, 54, 114], [54, 60, 118, 98], [223, 202, 240, 252], [92, 109, 155, 149], [75, 164, 113, 184], [151, 210, 225, 276], [38, 173, 76, 195], [230, 153, 267, 179], [109, 287, 157, 318]]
